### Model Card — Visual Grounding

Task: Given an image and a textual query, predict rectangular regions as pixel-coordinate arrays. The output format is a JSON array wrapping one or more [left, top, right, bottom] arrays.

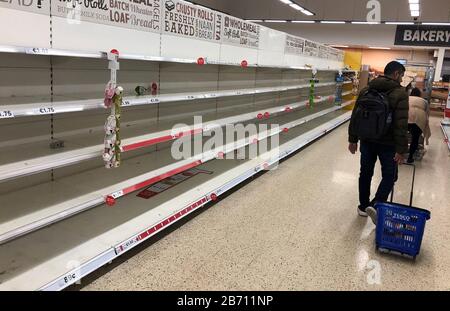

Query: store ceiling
[[190, 0, 450, 23]]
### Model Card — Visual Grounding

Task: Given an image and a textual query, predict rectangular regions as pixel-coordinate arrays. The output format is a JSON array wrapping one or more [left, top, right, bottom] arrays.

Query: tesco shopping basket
[[374, 164, 431, 259]]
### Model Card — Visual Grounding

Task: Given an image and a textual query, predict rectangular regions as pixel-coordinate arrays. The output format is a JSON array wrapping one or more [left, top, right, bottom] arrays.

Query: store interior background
[[193, 0, 450, 81]]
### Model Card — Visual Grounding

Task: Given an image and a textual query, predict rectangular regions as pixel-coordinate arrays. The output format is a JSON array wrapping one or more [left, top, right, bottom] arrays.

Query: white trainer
[[366, 206, 377, 225]]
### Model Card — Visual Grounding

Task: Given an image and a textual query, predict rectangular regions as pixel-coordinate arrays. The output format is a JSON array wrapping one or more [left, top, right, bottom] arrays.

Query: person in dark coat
[[348, 61, 409, 225]]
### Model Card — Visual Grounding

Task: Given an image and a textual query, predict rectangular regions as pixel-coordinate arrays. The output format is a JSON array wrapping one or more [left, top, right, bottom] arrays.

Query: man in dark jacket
[[348, 61, 409, 225]]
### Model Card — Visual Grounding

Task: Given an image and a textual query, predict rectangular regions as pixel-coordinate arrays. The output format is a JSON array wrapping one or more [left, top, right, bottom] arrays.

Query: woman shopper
[[408, 88, 431, 163]]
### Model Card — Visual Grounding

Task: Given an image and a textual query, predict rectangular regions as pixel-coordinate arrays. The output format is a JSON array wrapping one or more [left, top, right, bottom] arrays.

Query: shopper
[[407, 88, 431, 163], [348, 61, 409, 225]]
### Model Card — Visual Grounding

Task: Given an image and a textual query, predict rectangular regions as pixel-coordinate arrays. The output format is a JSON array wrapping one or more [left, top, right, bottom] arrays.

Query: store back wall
[[353, 48, 433, 72], [339, 48, 434, 74]]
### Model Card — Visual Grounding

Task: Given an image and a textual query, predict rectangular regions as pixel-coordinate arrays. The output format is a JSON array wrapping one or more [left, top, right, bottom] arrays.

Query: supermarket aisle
[[81, 114, 450, 291]]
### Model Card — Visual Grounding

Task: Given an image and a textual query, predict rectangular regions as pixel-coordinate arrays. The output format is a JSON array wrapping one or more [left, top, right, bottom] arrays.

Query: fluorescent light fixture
[[385, 22, 415, 25], [369, 47, 391, 50], [289, 3, 302, 10], [321, 21, 346, 24], [422, 22, 450, 26], [410, 10, 420, 17], [291, 20, 316, 23], [288, 3, 315, 15], [264, 20, 288, 23], [300, 9, 315, 16], [351, 21, 380, 24], [409, 3, 420, 11], [409, 0, 419, 3], [279, 0, 293, 4], [330, 45, 349, 48]]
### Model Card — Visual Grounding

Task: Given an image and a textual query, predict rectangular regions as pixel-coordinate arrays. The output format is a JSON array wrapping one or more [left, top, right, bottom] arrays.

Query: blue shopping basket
[[374, 164, 431, 259]]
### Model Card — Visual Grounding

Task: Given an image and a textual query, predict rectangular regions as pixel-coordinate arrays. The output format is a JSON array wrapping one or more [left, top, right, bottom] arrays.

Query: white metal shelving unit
[[0, 0, 354, 291], [0, 80, 339, 119], [0, 108, 352, 291], [0, 92, 352, 182], [0, 100, 354, 244]]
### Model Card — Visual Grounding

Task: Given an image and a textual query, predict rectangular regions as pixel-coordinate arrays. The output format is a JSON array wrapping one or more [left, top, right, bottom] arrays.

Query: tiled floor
[[82, 114, 450, 291]]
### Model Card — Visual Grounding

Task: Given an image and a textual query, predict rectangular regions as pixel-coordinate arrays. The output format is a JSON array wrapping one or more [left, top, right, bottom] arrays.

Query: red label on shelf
[[122, 160, 203, 196], [137, 167, 213, 199], [115, 196, 211, 255], [122, 135, 174, 152]]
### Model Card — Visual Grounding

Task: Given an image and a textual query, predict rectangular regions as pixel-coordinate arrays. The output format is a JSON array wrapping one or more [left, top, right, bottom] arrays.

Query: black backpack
[[351, 88, 393, 140]]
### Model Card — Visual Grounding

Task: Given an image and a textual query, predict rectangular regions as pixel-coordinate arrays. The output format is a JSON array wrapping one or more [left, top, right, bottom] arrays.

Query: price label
[[25, 47, 49, 55], [186, 95, 196, 100], [0, 110, 15, 118], [122, 100, 132, 107], [111, 190, 124, 199], [149, 98, 160, 104], [0, 110, 14, 118], [38, 107, 55, 114]]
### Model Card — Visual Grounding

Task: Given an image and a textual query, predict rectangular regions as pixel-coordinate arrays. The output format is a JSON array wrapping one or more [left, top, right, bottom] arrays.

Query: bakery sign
[[163, 0, 221, 42], [285, 34, 304, 55], [395, 25, 450, 47], [222, 14, 259, 49], [52, 0, 162, 33]]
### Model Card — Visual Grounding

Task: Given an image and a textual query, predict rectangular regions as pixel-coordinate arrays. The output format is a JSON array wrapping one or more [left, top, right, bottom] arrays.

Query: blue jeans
[[359, 141, 397, 208]]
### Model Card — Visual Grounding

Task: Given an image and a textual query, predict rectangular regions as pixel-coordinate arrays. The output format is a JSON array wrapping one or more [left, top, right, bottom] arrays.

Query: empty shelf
[[0, 94, 345, 182], [0, 101, 353, 244], [0, 109, 351, 290], [0, 82, 336, 118]]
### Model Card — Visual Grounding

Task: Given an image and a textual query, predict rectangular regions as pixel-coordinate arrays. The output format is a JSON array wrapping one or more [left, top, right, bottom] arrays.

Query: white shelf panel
[[0, 109, 351, 291], [0, 82, 336, 118], [0, 45, 343, 70], [0, 101, 353, 244], [160, 34, 221, 63], [0, 9, 50, 48], [0, 93, 342, 182], [52, 17, 161, 58]]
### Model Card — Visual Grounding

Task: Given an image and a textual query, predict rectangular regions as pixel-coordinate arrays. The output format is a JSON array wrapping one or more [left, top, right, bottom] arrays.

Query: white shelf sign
[[222, 15, 259, 49], [163, 0, 221, 42], [304, 40, 319, 57], [51, 0, 162, 33], [285, 35, 304, 55], [319, 45, 328, 59]]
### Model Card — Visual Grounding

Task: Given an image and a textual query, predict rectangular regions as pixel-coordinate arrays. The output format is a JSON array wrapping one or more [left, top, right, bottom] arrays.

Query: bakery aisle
[[80, 113, 450, 291]]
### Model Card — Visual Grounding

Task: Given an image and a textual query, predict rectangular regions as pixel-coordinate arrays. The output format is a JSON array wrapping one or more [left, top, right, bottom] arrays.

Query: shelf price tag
[[0, 110, 14, 119], [38, 107, 55, 114], [25, 47, 49, 55], [110, 190, 124, 199]]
